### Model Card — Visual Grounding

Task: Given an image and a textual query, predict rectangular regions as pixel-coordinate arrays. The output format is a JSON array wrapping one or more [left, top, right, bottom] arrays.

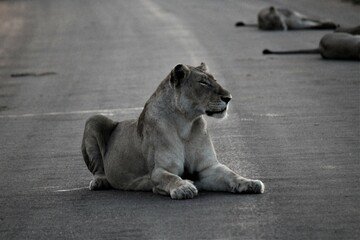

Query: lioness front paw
[[170, 180, 198, 200], [231, 179, 265, 194], [246, 180, 265, 194]]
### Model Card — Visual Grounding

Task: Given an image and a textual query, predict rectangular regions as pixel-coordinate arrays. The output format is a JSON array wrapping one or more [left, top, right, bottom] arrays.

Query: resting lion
[[81, 63, 265, 199], [236, 6, 337, 30], [263, 33, 360, 60]]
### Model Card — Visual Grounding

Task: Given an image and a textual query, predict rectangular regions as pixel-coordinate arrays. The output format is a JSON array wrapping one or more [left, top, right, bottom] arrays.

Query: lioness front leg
[[151, 168, 198, 200], [196, 164, 265, 194]]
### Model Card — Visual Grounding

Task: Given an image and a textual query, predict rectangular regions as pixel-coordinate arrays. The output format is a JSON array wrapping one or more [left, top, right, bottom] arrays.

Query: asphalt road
[[0, 0, 359, 239]]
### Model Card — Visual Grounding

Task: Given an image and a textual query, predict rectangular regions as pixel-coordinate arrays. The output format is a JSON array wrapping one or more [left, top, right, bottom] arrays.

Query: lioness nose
[[221, 96, 232, 103]]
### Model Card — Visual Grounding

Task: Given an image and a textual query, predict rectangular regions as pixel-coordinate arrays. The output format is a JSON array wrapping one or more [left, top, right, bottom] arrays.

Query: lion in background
[[236, 6, 337, 30], [81, 63, 264, 199], [263, 32, 360, 60]]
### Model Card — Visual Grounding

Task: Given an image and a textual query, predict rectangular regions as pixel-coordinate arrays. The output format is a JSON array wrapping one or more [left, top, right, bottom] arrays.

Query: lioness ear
[[197, 62, 209, 72], [171, 64, 190, 87]]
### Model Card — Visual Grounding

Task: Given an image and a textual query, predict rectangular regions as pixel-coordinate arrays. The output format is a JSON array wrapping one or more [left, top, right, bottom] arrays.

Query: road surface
[[0, 0, 359, 239]]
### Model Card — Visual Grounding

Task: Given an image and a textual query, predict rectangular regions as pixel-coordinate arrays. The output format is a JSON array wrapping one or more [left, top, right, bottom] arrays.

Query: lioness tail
[[263, 48, 320, 55], [235, 21, 258, 27]]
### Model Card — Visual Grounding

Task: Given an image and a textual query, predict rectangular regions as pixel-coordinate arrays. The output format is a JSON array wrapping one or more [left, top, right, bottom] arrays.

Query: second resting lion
[[236, 6, 337, 30], [81, 63, 265, 199]]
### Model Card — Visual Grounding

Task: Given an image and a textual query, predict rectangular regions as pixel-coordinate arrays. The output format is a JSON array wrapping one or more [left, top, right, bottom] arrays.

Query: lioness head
[[258, 6, 284, 30], [170, 63, 231, 119]]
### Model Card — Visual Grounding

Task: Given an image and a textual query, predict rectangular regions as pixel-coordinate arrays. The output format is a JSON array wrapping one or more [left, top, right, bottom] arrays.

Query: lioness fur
[[236, 6, 337, 31], [335, 25, 360, 35], [81, 63, 265, 199]]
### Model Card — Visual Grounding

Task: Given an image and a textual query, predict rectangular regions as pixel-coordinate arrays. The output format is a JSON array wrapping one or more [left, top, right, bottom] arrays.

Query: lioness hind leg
[[81, 115, 118, 190], [89, 173, 112, 190], [302, 19, 337, 30]]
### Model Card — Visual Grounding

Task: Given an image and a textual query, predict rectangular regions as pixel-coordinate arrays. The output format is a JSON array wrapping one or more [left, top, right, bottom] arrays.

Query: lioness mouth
[[206, 108, 227, 116]]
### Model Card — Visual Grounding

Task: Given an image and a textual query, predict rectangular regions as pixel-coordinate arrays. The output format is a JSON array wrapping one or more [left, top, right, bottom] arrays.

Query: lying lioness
[[263, 33, 360, 60], [236, 6, 337, 30], [81, 63, 265, 199]]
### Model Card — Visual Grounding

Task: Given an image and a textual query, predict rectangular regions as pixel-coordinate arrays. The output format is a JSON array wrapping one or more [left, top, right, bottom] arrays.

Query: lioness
[[81, 63, 265, 199], [236, 6, 337, 30], [263, 33, 360, 60]]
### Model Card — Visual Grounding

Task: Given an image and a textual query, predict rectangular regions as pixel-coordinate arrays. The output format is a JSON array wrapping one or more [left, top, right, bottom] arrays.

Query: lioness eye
[[199, 80, 210, 87]]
